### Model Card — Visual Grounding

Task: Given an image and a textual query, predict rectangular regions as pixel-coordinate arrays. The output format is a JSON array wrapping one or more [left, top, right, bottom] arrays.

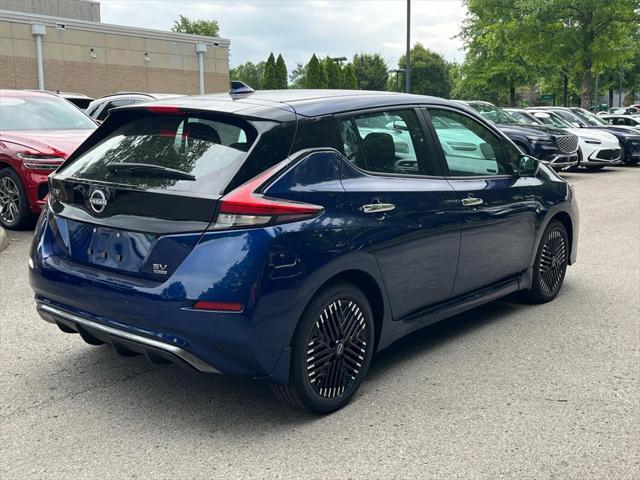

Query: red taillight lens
[[145, 105, 183, 114], [211, 161, 324, 230], [193, 301, 243, 312]]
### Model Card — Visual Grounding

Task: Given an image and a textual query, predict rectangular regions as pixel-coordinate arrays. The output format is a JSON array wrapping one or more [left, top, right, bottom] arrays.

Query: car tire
[[524, 220, 569, 304], [271, 283, 375, 414], [0, 168, 35, 230]]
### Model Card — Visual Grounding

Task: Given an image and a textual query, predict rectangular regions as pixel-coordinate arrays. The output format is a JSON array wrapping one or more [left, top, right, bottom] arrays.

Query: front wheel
[[271, 283, 375, 414], [0, 168, 35, 230], [524, 220, 569, 303]]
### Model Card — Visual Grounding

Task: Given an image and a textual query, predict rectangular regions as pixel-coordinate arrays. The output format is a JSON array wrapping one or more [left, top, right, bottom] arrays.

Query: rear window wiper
[[105, 162, 196, 181]]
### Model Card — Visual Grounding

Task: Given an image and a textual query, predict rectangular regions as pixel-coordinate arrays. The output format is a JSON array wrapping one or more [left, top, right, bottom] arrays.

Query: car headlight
[[17, 152, 65, 170]]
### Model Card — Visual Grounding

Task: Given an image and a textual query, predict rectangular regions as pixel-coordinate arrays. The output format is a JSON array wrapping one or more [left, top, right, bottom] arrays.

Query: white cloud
[[99, 0, 467, 68]]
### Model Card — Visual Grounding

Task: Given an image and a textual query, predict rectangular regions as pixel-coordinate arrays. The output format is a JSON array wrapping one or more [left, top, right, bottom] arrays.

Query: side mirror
[[517, 155, 539, 177], [573, 122, 581, 128]]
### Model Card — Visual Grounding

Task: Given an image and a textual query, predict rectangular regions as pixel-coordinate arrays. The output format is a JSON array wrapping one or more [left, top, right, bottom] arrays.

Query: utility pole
[[405, 0, 411, 93]]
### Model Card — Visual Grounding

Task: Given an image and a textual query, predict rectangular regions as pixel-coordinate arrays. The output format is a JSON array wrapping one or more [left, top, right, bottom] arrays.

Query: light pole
[[405, 0, 411, 93], [619, 64, 624, 107], [389, 69, 405, 93]]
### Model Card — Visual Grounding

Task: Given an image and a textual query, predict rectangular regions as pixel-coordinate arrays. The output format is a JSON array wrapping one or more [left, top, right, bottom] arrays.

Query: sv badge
[[153, 263, 168, 275]]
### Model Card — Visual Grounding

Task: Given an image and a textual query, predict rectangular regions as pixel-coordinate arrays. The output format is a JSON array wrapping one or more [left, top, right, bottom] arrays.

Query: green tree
[[323, 57, 343, 89], [341, 63, 358, 89], [459, 0, 639, 108], [229, 61, 265, 90], [171, 15, 219, 37], [306, 54, 328, 89], [262, 52, 277, 89], [352, 53, 388, 90], [458, 1, 536, 106], [275, 54, 288, 89], [289, 62, 307, 88], [398, 43, 453, 98]]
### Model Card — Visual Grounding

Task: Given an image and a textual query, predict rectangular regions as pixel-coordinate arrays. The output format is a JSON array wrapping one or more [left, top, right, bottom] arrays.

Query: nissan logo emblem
[[89, 189, 108, 214]]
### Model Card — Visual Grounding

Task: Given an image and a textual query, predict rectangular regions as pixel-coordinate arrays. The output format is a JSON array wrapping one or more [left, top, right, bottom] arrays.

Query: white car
[[599, 114, 640, 131], [506, 108, 621, 170]]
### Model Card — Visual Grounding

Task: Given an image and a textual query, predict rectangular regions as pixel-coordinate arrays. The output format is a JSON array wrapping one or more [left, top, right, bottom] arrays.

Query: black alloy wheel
[[525, 220, 569, 303], [272, 283, 375, 414], [0, 168, 34, 230]]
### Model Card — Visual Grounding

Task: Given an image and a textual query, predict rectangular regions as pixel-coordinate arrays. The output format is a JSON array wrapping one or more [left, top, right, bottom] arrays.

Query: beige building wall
[[0, 11, 230, 97], [0, 0, 100, 22]]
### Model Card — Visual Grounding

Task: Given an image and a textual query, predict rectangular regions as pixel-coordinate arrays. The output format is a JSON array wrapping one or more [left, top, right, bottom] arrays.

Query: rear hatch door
[[47, 107, 293, 281]]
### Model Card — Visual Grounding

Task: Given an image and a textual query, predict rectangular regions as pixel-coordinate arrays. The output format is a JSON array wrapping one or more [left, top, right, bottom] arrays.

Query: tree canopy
[[262, 53, 277, 89], [399, 43, 453, 98], [171, 15, 219, 37], [352, 53, 389, 91], [324, 57, 343, 89], [458, 0, 640, 107], [275, 54, 288, 89], [341, 64, 358, 89], [306, 54, 328, 89], [229, 61, 264, 90]]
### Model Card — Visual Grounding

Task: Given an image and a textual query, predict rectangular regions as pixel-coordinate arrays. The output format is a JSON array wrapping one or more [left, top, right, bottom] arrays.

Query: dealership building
[[0, 0, 230, 98]]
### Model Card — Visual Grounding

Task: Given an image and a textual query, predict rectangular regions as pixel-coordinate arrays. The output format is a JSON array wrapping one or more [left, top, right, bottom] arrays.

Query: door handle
[[361, 203, 396, 214], [461, 196, 483, 207]]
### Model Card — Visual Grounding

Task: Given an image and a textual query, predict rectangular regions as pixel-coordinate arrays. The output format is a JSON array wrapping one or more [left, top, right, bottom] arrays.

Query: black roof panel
[[141, 89, 456, 118]]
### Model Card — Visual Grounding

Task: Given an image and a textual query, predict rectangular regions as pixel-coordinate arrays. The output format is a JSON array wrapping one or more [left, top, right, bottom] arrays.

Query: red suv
[[0, 90, 96, 229]]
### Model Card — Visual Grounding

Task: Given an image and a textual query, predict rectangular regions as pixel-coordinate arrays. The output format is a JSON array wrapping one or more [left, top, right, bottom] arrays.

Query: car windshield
[[0, 95, 96, 131], [59, 115, 256, 195], [571, 108, 608, 126], [470, 103, 522, 125], [506, 111, 536, 125], [533, 112, 573, 128]]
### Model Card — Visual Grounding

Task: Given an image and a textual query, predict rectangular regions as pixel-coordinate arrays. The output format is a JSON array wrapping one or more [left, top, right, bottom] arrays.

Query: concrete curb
[[0, 226, 8, 252]]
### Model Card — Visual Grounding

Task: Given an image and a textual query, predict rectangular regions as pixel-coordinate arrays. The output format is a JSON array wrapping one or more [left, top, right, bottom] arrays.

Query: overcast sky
[[99, 0, 467, 68]]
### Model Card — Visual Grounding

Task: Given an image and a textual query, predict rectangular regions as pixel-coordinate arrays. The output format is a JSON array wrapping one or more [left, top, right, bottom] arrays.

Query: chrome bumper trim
[[37, 303, 220, 373]]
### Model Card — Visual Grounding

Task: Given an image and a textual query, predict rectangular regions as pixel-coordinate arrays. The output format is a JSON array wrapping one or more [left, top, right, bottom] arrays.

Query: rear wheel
[[524, 220, 568, 303], [271, 283, 375, 414], [0, 168, 35, 230]]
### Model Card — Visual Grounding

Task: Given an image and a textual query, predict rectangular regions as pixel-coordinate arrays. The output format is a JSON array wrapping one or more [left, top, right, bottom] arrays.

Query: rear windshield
[[0, 95, 96, 131], [59, 115, 257, 196]]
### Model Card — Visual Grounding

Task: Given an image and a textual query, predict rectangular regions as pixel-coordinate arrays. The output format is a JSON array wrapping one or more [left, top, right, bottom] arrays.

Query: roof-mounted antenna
[[229, 81, 255, 98]]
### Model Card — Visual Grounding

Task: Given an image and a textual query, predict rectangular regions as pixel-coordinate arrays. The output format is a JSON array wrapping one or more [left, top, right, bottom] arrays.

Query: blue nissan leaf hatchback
[[30, 90, 579, 413]]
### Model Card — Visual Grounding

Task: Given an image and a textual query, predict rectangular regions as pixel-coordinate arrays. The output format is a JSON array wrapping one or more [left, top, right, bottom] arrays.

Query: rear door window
[[59, 115, 257, 196], [428, 108, 513, 177], [339, 109, 434, 175]]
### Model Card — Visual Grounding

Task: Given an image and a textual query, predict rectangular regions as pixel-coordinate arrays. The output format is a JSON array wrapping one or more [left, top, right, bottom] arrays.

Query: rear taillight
[[210, 161, 324, 230]]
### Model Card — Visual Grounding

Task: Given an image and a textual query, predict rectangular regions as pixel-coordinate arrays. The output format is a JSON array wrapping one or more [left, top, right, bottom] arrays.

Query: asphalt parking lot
[[1, 166, 638, 479]]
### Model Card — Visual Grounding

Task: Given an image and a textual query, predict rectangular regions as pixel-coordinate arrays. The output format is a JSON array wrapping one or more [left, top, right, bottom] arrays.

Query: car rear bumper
[[37, 302, 221, 373]]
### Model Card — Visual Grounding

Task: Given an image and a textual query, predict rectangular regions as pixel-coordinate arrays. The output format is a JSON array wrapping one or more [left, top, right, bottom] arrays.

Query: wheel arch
[[311, 269, 385, 351], [549, 211, 574, 265]]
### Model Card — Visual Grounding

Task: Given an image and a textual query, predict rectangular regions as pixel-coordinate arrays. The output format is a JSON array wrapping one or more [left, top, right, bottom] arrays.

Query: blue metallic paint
[[29, 94, 579, 387]]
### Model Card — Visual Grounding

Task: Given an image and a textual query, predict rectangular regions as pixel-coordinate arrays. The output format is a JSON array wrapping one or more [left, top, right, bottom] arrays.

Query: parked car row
[[454, 100, 640, 170]]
